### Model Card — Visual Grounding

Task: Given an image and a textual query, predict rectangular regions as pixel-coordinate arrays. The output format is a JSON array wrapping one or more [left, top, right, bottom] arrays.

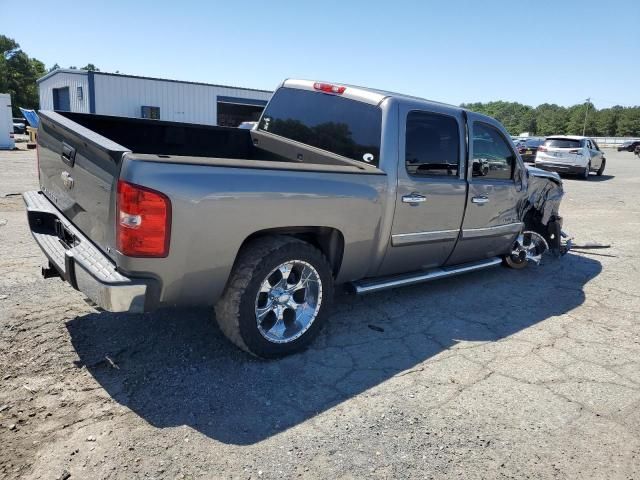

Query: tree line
[[461, 100, 640, 138], [1, 34, 99, 116]]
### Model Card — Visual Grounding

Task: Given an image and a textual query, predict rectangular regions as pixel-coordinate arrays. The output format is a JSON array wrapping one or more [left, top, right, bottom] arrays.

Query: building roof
[[37, 69, 273, 93]]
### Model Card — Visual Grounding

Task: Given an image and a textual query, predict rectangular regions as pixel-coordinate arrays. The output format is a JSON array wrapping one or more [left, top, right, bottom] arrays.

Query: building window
[[77, 86, 83, 101], [141, 106, 161, 120]]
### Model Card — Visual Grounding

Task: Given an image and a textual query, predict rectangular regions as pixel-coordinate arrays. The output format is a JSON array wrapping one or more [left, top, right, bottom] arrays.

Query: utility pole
[[582, 98, 591, 136]]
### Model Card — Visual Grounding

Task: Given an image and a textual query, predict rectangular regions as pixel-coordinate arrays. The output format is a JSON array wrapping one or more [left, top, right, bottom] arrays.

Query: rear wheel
[[215, 235, 334, 358], [596, 159, 606, 176], [581, 161, 591, 180]]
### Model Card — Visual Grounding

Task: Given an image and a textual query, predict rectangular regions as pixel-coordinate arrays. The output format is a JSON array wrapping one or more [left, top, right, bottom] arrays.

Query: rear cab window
[[258, 87, 382, 166]]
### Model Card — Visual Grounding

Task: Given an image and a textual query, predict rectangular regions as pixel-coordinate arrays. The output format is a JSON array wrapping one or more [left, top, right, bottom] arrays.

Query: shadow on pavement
[[67, 252, 601, 445]]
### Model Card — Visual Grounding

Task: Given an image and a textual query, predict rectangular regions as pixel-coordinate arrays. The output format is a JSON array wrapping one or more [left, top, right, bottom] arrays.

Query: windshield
[[544, 138, 583, 149], [258, 87, 382, 166]]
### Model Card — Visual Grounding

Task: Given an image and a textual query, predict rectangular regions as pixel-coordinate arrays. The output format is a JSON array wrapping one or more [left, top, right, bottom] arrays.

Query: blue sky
[[3, 0, 639, 108]]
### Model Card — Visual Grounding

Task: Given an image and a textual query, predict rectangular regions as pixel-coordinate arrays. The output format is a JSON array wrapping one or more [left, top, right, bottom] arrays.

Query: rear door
[[378, 106, 467, 275], [446, 113, 523, 265]]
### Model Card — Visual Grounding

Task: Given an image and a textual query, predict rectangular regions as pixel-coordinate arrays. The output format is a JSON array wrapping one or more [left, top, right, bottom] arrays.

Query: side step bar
[[350, 257, 503, 295]]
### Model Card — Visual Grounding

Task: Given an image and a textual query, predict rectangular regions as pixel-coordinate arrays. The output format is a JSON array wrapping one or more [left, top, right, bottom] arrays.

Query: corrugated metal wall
[[93, 74, 272, 125], [38, 71, 90, 113]]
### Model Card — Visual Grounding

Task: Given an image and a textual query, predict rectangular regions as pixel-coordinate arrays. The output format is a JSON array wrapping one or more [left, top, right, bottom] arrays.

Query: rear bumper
[[534, 160, 585, 175], [23, 191, 158, 313]]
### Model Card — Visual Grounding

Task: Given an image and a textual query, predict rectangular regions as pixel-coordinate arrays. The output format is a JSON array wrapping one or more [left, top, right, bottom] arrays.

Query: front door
[[378, 107, 467, 276], [447, 114, 523, 266]]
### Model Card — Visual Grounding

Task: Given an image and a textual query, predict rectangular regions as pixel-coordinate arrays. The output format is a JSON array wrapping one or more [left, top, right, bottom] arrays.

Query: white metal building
[[1, 93, 15, 150], [37, 69, 272, 127]]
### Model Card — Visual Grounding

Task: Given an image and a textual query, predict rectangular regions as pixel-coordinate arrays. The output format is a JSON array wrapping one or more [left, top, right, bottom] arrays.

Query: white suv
[[535, 136, 606, 180]]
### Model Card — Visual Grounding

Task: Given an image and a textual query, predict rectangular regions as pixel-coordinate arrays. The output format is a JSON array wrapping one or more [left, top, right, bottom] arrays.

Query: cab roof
[[282, 79, 463, 111]]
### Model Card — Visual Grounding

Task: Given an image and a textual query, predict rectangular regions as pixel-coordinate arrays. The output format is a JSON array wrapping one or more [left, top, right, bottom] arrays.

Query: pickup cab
[[24, 79, 566, 357]]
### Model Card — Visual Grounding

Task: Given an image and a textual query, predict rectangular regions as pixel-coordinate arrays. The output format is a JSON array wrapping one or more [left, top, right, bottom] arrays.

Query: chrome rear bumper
[[23, 191, 157, 313]]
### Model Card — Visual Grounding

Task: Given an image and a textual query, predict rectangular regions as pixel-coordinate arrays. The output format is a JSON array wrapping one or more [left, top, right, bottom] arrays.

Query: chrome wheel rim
[[511, 231, 549, 265], [255, 260, 323, 344]]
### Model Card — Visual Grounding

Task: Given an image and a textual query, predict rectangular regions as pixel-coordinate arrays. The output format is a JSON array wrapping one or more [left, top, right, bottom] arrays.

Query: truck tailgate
[[37, 111, 130, 260]]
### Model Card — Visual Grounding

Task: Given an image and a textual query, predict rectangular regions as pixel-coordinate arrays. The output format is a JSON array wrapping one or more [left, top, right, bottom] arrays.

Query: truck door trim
[[461, 222, 523, 239], [391, 229, 460, 246]]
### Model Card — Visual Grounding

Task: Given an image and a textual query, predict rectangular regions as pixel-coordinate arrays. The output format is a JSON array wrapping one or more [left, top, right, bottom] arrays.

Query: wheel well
[[239, 227, 345, 276]]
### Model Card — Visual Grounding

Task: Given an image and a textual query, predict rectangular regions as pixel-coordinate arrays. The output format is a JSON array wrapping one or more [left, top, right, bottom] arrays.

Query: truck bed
[[35, 111, 386, 302], [58, 111, 262, 159]]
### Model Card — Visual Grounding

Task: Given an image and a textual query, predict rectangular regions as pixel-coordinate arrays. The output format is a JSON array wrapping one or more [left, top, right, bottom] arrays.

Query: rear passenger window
[[405, 111, 460, 177], [472, 122, 516, 180]]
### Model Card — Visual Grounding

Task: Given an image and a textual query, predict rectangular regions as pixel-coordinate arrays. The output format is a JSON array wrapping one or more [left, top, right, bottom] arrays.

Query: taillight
[[117, 180, 171, 257], [518, 147, 526, 153], [313, 82, 346, 94], [569, 149, 583, 155], [538, 146, 547, 152]]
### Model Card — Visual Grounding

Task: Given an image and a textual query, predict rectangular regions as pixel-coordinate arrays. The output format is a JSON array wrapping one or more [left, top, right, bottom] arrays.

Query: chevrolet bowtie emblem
[[61, 171, 74, 189]]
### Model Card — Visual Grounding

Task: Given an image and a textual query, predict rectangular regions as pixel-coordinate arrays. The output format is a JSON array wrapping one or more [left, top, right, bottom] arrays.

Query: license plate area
[[54, 219, 78, 249]]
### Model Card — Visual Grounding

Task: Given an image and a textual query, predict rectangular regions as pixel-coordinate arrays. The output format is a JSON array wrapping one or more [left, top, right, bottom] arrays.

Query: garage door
[[53, 87, 71, 111], [217, 96, 268, 127]]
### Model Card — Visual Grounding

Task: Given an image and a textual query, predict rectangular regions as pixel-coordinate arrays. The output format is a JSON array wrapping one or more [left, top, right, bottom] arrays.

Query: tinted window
[[472, 122, 516, 180], [405, 111, 460, 177], [258, 87, 382, 166], [544, 138, 583, 149], [524, 138, 544, 147]]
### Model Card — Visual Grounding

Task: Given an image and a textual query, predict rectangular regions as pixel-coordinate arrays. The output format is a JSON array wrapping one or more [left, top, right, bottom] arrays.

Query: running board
[[350, 257, 503, 295]]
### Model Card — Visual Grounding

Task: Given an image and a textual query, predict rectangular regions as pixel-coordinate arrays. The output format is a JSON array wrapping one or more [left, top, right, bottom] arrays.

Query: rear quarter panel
[[117, 158, 387, 306]]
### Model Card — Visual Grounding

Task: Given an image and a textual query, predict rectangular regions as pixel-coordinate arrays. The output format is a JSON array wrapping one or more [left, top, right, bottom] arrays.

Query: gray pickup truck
[[24, 79, 566, 357]]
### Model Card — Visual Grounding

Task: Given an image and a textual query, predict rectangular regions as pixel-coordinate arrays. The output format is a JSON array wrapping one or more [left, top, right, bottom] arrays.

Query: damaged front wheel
[[504, 231, 549, 269]]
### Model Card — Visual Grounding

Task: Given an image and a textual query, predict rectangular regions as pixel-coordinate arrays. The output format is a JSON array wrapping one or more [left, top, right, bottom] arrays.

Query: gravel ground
[[1, 147, 639, 480]]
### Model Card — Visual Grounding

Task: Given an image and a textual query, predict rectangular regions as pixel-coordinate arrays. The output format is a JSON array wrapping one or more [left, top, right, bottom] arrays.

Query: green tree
[[594, 107, 621, 136], [0, 35, 46, 115], [565, 102, 597, 135], [616, 108, 640, 137], [535, 104, 568, 136], [81, 63, 100, 71]]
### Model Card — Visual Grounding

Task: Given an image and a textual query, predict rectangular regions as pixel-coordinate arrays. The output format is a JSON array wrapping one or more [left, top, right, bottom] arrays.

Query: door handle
[[471, 196, 489, 205], [61, 142, 76, 167], [402, 193, 427, 204]]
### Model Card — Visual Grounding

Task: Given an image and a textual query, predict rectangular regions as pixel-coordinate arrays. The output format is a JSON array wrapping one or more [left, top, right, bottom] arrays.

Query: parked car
[[12, 117, 26, 135], [617, 140, 640, 152], [535, 135, 605, 179], [24, 79, 567, 357], [516, 138, 545, 163]]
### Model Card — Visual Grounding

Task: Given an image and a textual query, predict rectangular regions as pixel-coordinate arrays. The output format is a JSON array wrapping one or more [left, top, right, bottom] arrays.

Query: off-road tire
[[214, 235, 334, 358], [596, 159, 606, 176]]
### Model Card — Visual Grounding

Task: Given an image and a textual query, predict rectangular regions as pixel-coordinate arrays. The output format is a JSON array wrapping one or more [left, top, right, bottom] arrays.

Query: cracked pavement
[[1, 148, 639, 479]]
